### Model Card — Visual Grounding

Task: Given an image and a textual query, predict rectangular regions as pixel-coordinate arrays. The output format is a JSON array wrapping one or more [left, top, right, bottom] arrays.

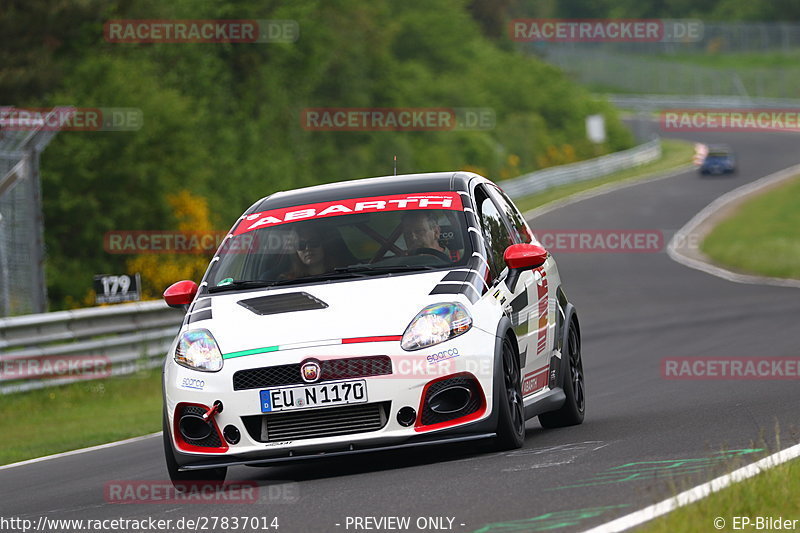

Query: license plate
[[259, 380, 367, 413]]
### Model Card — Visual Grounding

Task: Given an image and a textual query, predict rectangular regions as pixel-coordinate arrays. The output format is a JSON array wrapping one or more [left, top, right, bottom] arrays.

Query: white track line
[[0, 432, 161, 471], [581, 443, 800, 533], [667, 163, 800, 288]]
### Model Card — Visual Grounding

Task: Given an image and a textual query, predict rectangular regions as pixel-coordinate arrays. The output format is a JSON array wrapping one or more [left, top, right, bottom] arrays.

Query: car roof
[[707, 144, 733, 154], [247, 172, 478, 214]]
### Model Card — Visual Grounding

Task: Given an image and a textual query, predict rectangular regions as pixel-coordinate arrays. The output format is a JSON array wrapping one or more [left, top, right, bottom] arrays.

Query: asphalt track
[[2, 129, 800, 533]]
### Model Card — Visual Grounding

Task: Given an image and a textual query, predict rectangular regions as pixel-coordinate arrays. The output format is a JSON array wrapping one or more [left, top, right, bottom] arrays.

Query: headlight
[[401, 303, 472, 351], [175, 329, 223, 372]]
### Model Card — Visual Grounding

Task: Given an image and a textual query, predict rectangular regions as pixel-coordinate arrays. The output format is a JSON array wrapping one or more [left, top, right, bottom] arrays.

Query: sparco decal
[[426, 347, 460, 364], [233, 192, 463, 235], [180, 377, 205, 390]]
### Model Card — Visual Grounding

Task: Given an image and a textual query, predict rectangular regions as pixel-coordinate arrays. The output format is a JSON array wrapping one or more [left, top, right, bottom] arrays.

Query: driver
[[401, 211, 454, 260]]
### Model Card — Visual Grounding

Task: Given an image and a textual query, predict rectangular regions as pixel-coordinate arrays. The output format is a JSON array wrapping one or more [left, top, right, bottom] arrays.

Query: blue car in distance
[[699, 145, 736, 175]]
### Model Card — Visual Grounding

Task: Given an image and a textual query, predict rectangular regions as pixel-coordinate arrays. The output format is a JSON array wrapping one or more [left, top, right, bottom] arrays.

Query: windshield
[[204, 192, 472, 291]]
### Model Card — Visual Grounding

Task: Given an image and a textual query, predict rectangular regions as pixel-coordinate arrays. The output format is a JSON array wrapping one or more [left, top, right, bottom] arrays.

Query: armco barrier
[[502, 138, 661, 199], [0, 300, 183, 394]]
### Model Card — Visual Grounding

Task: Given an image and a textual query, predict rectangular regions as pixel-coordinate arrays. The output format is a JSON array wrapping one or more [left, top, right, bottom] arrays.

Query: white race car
[[162, 171, 584, 485]]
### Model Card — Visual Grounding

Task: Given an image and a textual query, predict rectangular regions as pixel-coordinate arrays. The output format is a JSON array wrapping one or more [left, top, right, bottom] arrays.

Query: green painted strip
[[223, 346, 279, 359]]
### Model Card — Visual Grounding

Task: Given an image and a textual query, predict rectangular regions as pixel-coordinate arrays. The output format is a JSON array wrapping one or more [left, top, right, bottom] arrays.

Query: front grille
[[179, 405, 223, 448], [420, 375, 482, 426], [243, 402, 390, 443], [233, 356, 392, 390]]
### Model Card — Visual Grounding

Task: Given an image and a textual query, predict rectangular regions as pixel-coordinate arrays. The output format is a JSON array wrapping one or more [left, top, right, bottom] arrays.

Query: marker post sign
[[93, 273, 141, 304]]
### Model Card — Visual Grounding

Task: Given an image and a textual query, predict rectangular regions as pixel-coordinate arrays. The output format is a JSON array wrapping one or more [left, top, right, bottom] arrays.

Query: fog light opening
[[428, 385, 472, 414], [179, 414, 213, 441], [397, 406, 417, 427], [223, 424, 241, 445]]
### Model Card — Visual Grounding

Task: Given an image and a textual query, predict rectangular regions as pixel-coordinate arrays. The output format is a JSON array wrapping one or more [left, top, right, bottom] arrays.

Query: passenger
[[281, 223, 356, 279]]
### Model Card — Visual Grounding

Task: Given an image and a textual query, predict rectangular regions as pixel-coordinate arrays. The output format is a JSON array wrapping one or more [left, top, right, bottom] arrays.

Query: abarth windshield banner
[[232, 191, 463, 235]]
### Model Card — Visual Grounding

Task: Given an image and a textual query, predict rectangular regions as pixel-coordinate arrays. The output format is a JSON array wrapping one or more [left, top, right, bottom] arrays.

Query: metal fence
[[0, 300, 183, 394], [531, 22, 800, 55], [0, 108, 69, 317], [540, 48, 800, 99], [525, 22, 800, 99], [502, 138, 662, 199]]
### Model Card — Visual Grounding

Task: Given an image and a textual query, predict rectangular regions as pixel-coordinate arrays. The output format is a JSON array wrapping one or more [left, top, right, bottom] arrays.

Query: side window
[[475, 185, 514, 275], [487, 185, 532, 244]]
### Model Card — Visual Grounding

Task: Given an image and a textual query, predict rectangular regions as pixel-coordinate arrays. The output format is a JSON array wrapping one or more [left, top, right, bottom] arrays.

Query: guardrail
[[0, 136, 666, 394], [502, 138, 661, 199], [0, 300, 183, 394], [606, 94, 800, 110]]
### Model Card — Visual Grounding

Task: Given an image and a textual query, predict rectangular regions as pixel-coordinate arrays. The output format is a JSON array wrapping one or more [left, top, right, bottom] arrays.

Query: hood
[[197, 271, 460, 354]]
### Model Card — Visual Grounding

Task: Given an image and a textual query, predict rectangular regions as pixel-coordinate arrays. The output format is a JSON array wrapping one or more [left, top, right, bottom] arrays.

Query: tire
[[163, 412, 227, 489], [492, 337, 525, 450], [539, 319, 585, 428]]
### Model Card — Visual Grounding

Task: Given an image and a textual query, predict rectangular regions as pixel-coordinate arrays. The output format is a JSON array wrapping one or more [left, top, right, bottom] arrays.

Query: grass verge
[[0, 367, 162, 466], [702, 175, 800, 280], [512, 138, 694, 213], [643, 457, 800, 532]]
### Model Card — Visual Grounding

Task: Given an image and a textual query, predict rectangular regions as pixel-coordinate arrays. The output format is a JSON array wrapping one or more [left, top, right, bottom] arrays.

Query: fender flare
[[554, 298, 580, 390], [491, 315, 517, 419]]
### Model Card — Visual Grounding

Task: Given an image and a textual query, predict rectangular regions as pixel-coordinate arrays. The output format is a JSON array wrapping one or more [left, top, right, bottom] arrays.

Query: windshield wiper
[[208, 271, 372, 293], [333, 265, 437, 274], [208, 266, 435, 293], [208, 280, 277, 293]]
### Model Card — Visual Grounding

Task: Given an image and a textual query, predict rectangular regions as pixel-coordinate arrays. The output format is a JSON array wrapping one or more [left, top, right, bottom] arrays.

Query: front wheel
[[163, 412, 227, 489], [492, 337, 525, 450], [539, 319, 585, 428]]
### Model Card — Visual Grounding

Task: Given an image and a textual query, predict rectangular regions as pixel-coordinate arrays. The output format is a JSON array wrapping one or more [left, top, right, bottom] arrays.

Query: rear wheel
[[493, 337, 525, 450], [539, 319, 585, 428], [163, 412, 227, 489]]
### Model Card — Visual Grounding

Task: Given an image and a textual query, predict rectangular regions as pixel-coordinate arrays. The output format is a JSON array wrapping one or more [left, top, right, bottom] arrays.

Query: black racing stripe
[[468, 231, 484, 254], [187, 309, 213, 324], [441, 270, 480, 285], [193, 298, 212, 311], [509, 291, 528, 313], [187, 298, 211, 315], [429, 283, 480, 303], [430, 284, 464, 296], [454, 185, 476, 209], [463, 211, 479, 227], [468, 254, 491, 277], [443, 269, 488, 296]]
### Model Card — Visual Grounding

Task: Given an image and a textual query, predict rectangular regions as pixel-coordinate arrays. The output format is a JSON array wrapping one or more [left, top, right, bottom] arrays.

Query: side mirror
[[163, 280, 198, 309], [503, 243, 548, 292]]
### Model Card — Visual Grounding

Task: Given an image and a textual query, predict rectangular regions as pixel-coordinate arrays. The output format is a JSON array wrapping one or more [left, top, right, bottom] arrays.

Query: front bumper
[[164, 327, 500, 469]]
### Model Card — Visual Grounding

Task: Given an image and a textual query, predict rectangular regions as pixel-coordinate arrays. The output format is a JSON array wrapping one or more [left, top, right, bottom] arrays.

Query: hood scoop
[[237, 292, 329, 316]]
